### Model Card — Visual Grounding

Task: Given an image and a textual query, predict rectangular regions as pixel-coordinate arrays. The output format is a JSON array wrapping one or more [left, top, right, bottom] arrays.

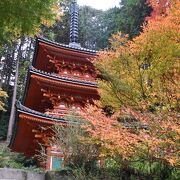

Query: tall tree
[[42, 0, 152, 50], [0, 37, 34, 140], [42, 3, 105, 50], [0, 0, 62, 45], [0, 90, 7, 112], [102, 0, 152, 45], [79, 0, 180, 170], [148, 0, 170, 19], [0, 0, 63, 141], [96, 0, 179, 112]]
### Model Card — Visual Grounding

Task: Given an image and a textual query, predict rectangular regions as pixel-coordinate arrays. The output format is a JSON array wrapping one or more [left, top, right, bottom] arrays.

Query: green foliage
[[0, 113, 9, 140], [43, 3, 106, 50], [43, 0, 151, 50], [46, 115, 100, 170], [96, 6, 179, 111], [17, 60, 31, 100], [99, 0, 152, 48], [72, 167, 99, 180], [0, 89, 8, 111], [0, 0, 62, 45], [128, 159, 180, 180], [78, 6, 105, 50], [61, 157, 180, 180], [42, 0, 71, 44], [0, 143, 42, 171], [119, 0, 152, 38]]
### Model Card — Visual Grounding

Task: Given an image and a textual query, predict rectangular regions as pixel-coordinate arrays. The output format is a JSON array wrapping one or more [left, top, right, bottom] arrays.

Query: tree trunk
[[6, 57, 19, 142], [6, 39, 23, 142], [0, 55, 3, 88]]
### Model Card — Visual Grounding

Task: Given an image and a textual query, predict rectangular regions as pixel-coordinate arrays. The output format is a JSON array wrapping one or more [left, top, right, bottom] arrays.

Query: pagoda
[[10, 0, 99, 170]]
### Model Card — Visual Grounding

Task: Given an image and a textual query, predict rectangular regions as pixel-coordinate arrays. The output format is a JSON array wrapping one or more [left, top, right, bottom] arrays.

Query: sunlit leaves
[[0, 0, 62, 45], [81, 105, 179, 166], [83, 0, 180, 168], [0, 89, 8, 111], [96, 0, 180, 112]]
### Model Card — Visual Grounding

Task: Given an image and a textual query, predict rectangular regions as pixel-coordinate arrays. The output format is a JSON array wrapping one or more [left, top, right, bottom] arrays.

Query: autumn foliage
[[80, 0, 180, 168], [96, 0, 179, 111], [0, 89, 7, 111], [148, 0, 170, 19], [80, 106, 179, 167], [81, 106, 141, 159]]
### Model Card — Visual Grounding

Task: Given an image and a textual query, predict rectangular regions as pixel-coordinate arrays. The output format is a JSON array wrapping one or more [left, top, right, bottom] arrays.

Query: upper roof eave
[[29, 66, 98, 87], [37, 37, 98, 54], [9, 102, 81, 150], [32, 37, 98, 68], [16, 102, 81, 124]]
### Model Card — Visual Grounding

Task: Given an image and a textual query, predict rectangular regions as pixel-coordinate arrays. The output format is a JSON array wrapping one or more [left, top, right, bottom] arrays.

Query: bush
[[0, 143, 43, 172], [0, 113, 9, 140]]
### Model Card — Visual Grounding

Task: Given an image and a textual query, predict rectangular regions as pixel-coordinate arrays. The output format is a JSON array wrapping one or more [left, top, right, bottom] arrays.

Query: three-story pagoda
[[10, 0, 99, 170]]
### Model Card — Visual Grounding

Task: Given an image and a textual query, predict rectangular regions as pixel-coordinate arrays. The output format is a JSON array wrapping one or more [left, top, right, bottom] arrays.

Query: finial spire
[[69, 0, 81, 47]]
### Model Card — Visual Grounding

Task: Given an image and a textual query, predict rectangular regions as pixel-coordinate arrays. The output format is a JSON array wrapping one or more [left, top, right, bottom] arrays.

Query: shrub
[[0, 143, 42, 172]]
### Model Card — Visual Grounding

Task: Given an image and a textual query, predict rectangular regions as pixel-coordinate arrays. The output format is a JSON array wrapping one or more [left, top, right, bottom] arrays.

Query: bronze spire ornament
[[69, 0, 81, 47]]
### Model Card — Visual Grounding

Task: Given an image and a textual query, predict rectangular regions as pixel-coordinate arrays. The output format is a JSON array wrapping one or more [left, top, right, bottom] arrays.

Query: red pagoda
[[10, 0, 99, 170]]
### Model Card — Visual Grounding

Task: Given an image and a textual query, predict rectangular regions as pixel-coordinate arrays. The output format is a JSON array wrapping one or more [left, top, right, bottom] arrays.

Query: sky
[[78, 0, 120, 10]]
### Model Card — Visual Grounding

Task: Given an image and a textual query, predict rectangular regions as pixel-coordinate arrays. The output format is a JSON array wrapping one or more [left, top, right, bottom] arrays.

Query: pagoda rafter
[[48, 57, 96, 81], [33, 38, 97, 72], [30, 66, 97, 87]]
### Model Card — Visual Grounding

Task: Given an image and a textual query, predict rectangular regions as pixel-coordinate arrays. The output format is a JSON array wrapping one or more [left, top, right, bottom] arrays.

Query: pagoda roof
[[29, 66, 98, 87], [16, 102, 69, 123], [36, 37, 97, 54], [32, 37, 98, 74], [22, 66, 99, 111], [10, 102, 81, 157]]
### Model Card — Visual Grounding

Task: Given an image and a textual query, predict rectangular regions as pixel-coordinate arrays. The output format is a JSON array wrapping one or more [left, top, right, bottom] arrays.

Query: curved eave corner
[[36, 37, 98, 55], [9, 102, 81, 148], [29, 66, 98, 88]]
